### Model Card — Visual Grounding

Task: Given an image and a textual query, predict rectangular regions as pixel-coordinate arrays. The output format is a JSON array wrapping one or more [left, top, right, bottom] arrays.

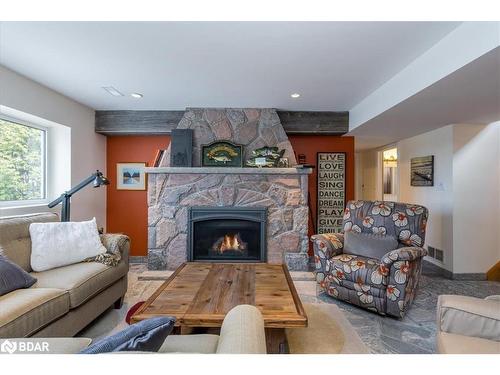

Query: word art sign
[[317, 152, 346, 234]]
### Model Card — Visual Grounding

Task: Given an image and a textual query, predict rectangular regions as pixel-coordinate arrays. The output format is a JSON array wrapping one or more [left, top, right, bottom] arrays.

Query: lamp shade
[[93, 171, 109, 187]]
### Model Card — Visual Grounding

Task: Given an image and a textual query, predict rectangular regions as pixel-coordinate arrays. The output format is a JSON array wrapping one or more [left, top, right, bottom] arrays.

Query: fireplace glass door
[[188, 207, 266, 262]]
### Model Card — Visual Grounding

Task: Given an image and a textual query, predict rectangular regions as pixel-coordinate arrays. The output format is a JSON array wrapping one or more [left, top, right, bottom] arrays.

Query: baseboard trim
[[129, 256, 147, 264], [451, 273, 487, 281], [422, 259, 452, 278], [422, 260, 486, 280]]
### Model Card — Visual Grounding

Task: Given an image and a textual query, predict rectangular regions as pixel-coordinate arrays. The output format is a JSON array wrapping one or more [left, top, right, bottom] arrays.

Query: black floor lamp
[[48, 170, 109, 222]]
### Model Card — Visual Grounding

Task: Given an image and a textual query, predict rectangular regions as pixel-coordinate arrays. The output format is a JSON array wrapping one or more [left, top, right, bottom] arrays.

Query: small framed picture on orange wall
[[116, 162, 147, 190]]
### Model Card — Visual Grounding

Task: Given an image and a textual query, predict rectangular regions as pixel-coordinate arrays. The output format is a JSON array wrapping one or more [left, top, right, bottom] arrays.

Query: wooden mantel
[[95, 110, 349, 136], [145, 166, 313, 175]]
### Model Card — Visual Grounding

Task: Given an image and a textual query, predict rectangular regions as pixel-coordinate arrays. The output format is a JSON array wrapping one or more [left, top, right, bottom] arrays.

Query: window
[[0, 117, 47, 204]]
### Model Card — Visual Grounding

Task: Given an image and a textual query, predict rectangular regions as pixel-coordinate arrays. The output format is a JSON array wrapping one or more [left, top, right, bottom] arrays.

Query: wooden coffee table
[[131, 262, 308, 353]]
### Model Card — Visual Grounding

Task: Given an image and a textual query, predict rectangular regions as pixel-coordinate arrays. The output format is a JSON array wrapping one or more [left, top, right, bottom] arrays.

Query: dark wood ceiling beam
[[277, 111, 348, 135], [95, 110, 349, 135], [95, 110, 184, 135]]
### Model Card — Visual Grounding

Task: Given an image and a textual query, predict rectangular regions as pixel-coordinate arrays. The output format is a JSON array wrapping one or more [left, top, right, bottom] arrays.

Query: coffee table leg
[[180, 326, 194, 335], [265, 328, 288, 354]]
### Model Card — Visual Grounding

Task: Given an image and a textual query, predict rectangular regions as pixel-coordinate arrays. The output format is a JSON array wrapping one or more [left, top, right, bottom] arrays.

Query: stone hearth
[[147, 108, 311, 271]]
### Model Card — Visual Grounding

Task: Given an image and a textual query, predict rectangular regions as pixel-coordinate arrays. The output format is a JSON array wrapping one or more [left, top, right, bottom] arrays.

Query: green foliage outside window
[[0, 118, 44, 201]]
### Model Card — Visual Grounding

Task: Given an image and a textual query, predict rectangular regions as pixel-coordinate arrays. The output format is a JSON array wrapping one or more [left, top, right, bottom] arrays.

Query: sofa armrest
[[100, 233, 130, 264], [381, 246, 427, 267], [216, 304, 266, 354], [437, 295, 500, 341]]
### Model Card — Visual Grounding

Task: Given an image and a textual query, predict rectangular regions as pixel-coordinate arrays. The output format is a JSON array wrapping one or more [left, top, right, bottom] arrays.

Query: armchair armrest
[[381, 246, 427, 267], [100, 233, 130, 264], [437, 295, 500, 341], [311, 233, 344, 260], [311, 233, 344, 279]]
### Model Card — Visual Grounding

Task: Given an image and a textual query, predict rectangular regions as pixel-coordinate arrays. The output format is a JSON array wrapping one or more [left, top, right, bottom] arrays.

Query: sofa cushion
[[31, 261, 128, 308], [0, 213, 59, 272], [0, 254, 37, 296], [344, 231, 398, 260], [437, 332, 500, 354], [328, 254, 389, 286], [80, 316, 176, 353], [0, 288, 70, 338], [159, 334, 220, 353]]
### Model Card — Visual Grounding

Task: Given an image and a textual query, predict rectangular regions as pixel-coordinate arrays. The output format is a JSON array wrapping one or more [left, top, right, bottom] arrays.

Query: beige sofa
[[0, 305, 267, 354], [0, 213, 129, 338], [436, 294, 500, 354]]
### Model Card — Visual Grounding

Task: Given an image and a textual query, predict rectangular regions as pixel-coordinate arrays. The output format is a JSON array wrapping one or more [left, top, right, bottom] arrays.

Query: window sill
[[0, 201, 49, 210], [0, 203, 55, 218]]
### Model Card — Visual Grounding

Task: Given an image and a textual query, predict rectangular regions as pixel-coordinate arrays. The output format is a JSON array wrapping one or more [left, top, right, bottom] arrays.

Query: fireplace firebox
[[188, 207, 266, 262]]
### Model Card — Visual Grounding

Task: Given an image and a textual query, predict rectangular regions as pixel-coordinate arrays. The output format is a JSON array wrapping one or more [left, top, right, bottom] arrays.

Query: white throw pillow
[[29, 218, 107, 272]]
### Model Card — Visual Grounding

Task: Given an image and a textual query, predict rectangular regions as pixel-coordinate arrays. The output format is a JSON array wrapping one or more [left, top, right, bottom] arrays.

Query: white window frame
[[0, 114, 49, 208]]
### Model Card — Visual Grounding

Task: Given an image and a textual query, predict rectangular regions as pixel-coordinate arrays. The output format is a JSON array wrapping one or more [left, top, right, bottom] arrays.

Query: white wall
[[357, 123, 500, 274], [452, 123, 500, 273], [0, 65, 106, 227], [398, 126, 455, 271], [357, 149, 382, 201]]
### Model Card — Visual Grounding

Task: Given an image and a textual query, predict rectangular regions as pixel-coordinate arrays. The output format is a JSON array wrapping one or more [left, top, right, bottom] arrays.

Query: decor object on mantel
[[116, 162, 146, 190], [246, 146, 285, 168], [170, 129, 193, 167], [201, 140, 243, 167], [411, 155, 434, 186], [152, 149, 166, 167], [48, 170, 109, 221]]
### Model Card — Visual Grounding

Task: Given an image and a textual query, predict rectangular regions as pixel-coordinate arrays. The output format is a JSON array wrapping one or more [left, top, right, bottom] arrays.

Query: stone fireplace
[[146, 108, 312, 271]]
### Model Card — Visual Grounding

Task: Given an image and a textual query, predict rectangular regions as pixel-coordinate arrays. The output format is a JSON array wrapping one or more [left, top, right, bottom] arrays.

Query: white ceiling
[[0, 21, 461, 111], [350, 47, 500, 150]]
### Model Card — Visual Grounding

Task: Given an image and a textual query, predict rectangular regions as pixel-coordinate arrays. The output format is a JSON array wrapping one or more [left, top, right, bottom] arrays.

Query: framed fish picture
[[116, 162, 147, 190], [411, 156, 434, 186], [201, 140, 243, 167]]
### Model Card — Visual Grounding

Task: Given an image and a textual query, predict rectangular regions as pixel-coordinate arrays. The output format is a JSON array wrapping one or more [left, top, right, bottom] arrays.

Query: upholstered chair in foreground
[[436, 295, 500, 354], [312, 200, 428, 318]]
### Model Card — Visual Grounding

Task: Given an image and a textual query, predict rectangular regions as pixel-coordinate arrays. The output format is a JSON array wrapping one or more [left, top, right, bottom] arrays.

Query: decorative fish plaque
[[201, 140, 243, 167]]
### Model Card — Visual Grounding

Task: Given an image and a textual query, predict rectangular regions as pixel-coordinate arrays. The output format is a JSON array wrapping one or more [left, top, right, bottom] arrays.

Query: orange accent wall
[[106, 134, 354, 257], [106, 136, 171, 256], [288, 135, 355, 254]]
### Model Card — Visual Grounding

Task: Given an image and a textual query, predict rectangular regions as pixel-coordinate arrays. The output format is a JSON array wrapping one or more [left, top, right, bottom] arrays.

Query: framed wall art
[[316, 152, 346, 234], [116, 162, 147, 190], [410, 155, 434, 186]]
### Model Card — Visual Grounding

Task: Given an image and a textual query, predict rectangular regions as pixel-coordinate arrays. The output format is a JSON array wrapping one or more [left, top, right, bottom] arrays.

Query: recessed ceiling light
[[291, 93, 300, 98], [131, 93, 143, 99], [102, 86, 124, 97]]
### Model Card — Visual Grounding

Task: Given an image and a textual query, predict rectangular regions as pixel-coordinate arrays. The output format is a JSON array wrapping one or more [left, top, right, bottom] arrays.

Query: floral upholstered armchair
[[312, 200, 429, 318]]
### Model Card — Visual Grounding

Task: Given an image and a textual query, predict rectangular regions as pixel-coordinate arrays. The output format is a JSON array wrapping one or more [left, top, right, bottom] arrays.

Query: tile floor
[[300, 263, 500, 354], [88, 262, 500, 354]]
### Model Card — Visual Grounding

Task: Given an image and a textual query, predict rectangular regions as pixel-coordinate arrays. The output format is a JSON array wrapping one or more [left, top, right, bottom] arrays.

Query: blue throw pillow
[[0, 254, 37, 296], [80, 316, 176, 354]]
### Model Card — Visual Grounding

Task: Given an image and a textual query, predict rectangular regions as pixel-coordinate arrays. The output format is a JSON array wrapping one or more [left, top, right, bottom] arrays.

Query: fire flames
[[214, 233, 246, 254]]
